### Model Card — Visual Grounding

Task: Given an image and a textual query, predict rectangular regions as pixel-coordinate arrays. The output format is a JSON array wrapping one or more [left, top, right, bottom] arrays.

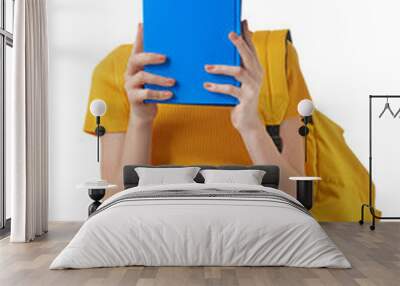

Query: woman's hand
[[204, 20, 264, 134], [124, 23, 176, 125]]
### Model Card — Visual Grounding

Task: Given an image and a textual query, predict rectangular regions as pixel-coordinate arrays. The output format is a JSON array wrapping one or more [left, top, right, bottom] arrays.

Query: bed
[[50, 165, 350, 269]]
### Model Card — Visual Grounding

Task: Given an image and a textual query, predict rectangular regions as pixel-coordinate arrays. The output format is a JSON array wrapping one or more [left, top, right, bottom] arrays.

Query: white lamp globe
[[90, 99, 107, 117], [297, 99, 314, 117]]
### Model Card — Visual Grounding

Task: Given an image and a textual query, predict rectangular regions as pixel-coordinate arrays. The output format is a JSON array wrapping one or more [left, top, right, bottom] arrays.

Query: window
[[0, 0, 14, 235]]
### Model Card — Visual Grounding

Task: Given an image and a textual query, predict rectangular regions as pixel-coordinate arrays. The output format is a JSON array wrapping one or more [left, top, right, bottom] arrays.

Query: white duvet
[[50, 183, 351, 269]]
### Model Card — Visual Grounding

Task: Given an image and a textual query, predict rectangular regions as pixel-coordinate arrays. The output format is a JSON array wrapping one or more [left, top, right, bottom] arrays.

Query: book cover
[[143, 0, 242, 106]]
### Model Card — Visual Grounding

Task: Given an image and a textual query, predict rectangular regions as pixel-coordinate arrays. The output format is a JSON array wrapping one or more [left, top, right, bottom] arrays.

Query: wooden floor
[[0, 222, 399, 286]]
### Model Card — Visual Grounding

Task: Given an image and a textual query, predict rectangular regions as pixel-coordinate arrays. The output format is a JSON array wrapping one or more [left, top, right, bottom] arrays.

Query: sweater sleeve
[[83, 45, 132, 135]]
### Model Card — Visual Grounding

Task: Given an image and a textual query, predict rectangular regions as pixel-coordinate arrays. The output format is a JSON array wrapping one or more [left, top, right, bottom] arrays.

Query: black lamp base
[[95, 125, 106, 137], [298, 126, 309, 136]]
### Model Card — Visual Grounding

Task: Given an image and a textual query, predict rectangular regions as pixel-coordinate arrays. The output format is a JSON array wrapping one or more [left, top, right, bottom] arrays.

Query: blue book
[[143, 0, 242, 106]]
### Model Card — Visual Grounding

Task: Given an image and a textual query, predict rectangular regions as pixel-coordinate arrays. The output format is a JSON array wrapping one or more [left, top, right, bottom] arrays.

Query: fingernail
[[205, 65, 214, 71], [167, 79, 175, 85], [158, 55, 166, 61], [164, 91, 172, 97], [230, 32, 238, 41], [204, 83, 213, 89]]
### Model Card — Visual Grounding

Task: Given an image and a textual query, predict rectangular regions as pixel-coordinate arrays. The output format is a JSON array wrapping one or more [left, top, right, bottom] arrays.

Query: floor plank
[[0, 222, 399, 286]]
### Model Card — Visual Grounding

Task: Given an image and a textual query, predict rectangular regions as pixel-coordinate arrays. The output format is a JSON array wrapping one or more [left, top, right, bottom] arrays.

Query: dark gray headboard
[[123, 165, 280, 189]]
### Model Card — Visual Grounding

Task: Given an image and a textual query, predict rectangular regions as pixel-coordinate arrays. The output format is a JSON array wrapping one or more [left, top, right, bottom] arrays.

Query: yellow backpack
[[253, 30, 376, 221]]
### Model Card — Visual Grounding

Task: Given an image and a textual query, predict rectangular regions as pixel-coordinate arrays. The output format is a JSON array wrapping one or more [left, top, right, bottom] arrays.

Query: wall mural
[[81, 3, 374, 222]]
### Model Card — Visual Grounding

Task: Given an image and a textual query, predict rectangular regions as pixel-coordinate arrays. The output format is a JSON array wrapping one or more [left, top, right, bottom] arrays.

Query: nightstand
[[289, 177, 321, 210], [77, 182, 117, 216]]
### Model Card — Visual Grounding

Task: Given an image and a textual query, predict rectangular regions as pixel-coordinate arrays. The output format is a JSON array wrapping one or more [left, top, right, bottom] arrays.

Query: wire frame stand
[[359, 95, 400, 230]]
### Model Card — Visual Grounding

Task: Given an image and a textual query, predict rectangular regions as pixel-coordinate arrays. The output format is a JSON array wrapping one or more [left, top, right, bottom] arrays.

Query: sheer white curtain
[[10, 0, 49, 242]]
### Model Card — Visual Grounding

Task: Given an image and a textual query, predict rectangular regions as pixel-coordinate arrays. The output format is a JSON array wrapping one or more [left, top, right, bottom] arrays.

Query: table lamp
[[297, 99, 314, 162], [90, 99, 107, 162]]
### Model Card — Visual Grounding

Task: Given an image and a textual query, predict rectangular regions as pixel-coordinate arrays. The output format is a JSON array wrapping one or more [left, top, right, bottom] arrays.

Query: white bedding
[[50, 183, 351, 269]]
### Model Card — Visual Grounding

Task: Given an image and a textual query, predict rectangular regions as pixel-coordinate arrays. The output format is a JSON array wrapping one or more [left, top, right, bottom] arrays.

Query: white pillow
[[200, 169, 266, 185], [135, 167, 200, 186]]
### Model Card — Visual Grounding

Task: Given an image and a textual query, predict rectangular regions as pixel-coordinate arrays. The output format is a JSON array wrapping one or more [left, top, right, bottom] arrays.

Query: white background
[[47, 0, 400, 221]]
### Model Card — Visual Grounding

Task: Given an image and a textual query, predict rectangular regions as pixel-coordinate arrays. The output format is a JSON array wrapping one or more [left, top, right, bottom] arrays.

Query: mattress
[[50, 183, 351, 269]]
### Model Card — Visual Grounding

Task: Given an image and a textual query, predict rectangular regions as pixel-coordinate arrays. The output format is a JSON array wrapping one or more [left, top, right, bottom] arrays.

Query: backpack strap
[[253, 30, 292, 153], [266, 125, 283, 153]]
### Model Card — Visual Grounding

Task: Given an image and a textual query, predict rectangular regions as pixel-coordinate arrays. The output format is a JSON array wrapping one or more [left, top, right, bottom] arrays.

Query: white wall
[[48, 0, 139, 220], [48, 0, 400, 221]]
